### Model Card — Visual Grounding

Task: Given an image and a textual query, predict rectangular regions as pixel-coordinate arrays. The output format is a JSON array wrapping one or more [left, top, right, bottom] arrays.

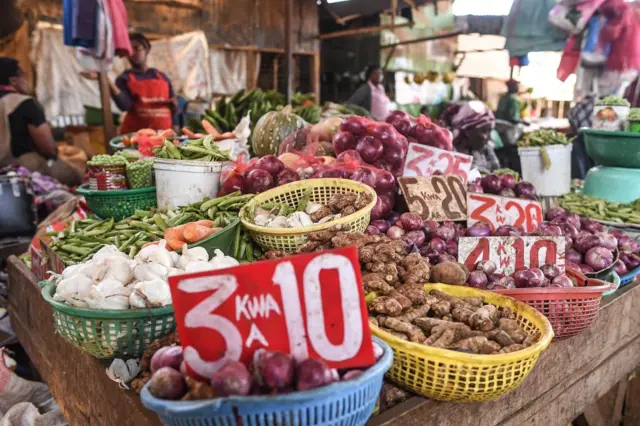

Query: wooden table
[[6, 255, 640, 426]]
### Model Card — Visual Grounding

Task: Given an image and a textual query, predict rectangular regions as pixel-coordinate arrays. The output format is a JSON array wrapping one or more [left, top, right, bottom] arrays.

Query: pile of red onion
[[467, 173, 537, 200], [384, 110, 453, 151], [219, 154, 299, 196], [465, 260, 574, 290]]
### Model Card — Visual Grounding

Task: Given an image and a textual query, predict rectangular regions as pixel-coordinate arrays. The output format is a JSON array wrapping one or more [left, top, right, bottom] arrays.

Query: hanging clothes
[[63, 0, 94, 48], [104, 0, 132, 57], [119, 71, 173, 134], [502, 0, 567, 57]]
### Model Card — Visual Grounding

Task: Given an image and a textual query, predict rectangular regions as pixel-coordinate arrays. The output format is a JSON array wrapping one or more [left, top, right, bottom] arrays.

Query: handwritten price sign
[[458, 236, 566, 275], [403, 143, 474, 183], [399, 176, 467, 222], [168, 247, 375, 378], [467, 193, 543, 233]]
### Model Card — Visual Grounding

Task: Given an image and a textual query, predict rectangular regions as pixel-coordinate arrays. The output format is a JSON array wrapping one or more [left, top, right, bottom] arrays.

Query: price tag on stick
[[458, 236, 566, 275], [168, 247, 375, 378], [399, 176, 467, 222], [403, 143, 473, 183], [467, 193, 543, 233]]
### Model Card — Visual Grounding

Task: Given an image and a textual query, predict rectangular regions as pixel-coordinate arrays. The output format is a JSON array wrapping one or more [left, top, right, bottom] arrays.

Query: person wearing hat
[[0, 57, 82, 186], [495, 79, 521, 123], [82, 33, 177, 134]]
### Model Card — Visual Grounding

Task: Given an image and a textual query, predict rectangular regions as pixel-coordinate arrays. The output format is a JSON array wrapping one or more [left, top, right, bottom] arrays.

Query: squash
[[252, 106, 306, 156]]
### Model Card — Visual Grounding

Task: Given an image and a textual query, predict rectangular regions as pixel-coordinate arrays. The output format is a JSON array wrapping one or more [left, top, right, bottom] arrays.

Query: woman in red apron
[[82, 33, 176, 134]]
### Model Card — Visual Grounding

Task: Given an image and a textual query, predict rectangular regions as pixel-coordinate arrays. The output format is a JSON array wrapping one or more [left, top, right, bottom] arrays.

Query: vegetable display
[[559, 193, 640, 224], [385, 110, 453, 152], [370, 289, 539, 354], [251, 190, 374, 229], [126, 160, 154, 189], [152, 137, 231, 162], [517, 129, 572, 148], [48, 192, 256, 263], [133, 334, 384, 401], [467, 171, 537, 199], [595, 95, 630, 107]]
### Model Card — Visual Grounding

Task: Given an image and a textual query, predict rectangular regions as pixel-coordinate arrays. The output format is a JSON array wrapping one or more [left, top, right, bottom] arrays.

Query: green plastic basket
[[583, 128, 640, 168], [41, 282, 175, 359], [76, 184, 157, 220], [188, 218, 240, 257]]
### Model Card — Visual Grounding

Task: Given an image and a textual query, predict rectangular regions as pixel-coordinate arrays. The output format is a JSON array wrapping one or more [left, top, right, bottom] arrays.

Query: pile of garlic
[[52, 242, 239, 310]]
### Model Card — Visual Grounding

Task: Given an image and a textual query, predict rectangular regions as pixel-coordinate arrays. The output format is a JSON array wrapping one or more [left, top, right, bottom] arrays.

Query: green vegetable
[[559, 193, 640, 224], [251, 106, 306, 157], [517, 129, 573, 148], [629, 108, 640, 121], [126, 160, 153, 188], [153, 137, 231, 162], [595, 95, 630, 107]]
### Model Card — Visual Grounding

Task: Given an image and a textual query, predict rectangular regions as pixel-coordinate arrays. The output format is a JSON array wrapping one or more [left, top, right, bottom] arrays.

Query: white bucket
[[518, 144, 573, 196], [153, 158, 226, 210]]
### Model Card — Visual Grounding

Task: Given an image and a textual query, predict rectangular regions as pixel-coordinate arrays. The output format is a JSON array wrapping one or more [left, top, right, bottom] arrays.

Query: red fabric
[[119, 71, 172, 134], [600, 0, 640, 72], [557, 36, 581, 82], [104, 0, 132, 57]]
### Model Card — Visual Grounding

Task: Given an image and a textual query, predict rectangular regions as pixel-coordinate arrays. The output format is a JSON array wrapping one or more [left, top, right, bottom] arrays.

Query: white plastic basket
[[518, 144, 573, 196]]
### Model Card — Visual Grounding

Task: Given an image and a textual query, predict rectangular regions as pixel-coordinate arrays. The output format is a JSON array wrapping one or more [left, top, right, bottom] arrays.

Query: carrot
[[202, 120, 221, 137], [122, 136, 132, 146], [164, 225, 187, 250], [181, 127, 197, 138], [194, 133, 205, 138], [159, 129, 175, 138], [214, 132, 235, 141], [195, 219, 214, 227], [184, 223, 217, 243]]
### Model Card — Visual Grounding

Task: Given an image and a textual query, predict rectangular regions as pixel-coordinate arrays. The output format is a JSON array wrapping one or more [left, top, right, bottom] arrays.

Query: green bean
[[153, 214, 168, 231], [60, 245, 93, 256]]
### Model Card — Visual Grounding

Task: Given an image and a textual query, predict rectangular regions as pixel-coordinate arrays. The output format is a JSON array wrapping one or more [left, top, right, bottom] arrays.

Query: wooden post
[[311, 52, 320, 102], [284, 0, 294, 103], [273, 57, 279, 91], [98, 72, 116, 147], [246, 51, 257, 90]]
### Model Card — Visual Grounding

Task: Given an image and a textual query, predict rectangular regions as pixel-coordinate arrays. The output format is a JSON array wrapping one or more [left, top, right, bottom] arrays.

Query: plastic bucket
[[518, 144, 573, 196], [153, 158, 226, 210]]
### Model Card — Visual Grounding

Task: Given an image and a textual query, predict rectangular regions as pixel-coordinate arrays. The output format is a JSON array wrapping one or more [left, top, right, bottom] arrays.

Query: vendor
[[82, 33, 177, 134], [495, 79, 521, 123], [442, 101, 500, 174], [347, 64, 391, 120], [0, 57, 81, 186]]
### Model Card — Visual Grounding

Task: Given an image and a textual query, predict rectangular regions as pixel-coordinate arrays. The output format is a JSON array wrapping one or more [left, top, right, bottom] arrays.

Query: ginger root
[[499, 344, 525, 354], [400, 253, 430, 284], [369, 296, 404, 316], [387, 290, 412, 310], [310, 206, 332, 223], [328, 193, 357, 213], [470, 305, 498, 332], [354, 192, 374, 210], [448, 336, 501, 354], [431, 300, 452, 317], [486, 329, 515, 347], [395, 283, 429, 305], [414, 317, 452, 333], [378, 317, 426, 342], [362, 273, 395, 294], [430, 290, 483, 308], [498, 318, 528, 344]]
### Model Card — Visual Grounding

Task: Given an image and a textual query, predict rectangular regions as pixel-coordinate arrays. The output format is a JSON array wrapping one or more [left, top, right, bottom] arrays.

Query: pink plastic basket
[[494, 268, 613, 340]]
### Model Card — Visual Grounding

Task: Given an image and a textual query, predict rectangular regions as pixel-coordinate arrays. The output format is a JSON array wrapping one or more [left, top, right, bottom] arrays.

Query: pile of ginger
[[370, 290, 539, 355]]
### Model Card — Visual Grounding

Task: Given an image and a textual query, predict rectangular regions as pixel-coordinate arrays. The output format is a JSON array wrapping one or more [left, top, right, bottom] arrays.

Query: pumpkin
[[251, 106, 306, 157]]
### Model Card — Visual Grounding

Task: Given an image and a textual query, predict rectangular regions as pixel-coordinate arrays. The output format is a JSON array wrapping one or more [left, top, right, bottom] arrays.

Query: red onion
[[387, 226, 405, 240], [617, 235, 637, 253], [614, 260, 629, 275], [565, 236, 573, 251], [149, 367, 187, 400], [513, 269, 543, 288], [445, 240, 458, 256], [366, 225, 381, 235], [467, 183, 484, 193], [420, 246, 439, 264], [150, 346, 184, 374], [563, 213, 581, 230], [550, 275, 573, 288], [487, 276, 516, 290], [566, 261, 581, 271], [545, 207, 566, 221], [404, 230, 426, 247], [219, 173, 245, 196], [356, 136, 384, 163], [595, 232, 618, 251], [585, 246, 614, 270], [482, 174, 502, 194], [371, 196, 393, 220], [467, 270, 488, 289], [499, 188, 516, 198], [530, 268, 546, 283], [340, 116, 366, 135], [558, 222, 578, 240], [476, 260, 497, 275], [372, 123, 397, 148], [515, 181, 537, 199], [429, 237, 447, 252], [336, 149, 362, 163], [574, 234, 601, 254], [500, 174, 516, 190], [536, 223, 563, 237], [495, 225, 524, 236], [620, 252, 640, 269], [332, 131, 357, 154], [276, 168, 299, 186], [466, 222, 492, 237], [245, 169, 275, 194], [435, 224, 456, 241], [255, 155, 284, 177], [375, 170, 396, 192], [565, 249, 583, 265], [370, 220, 390, 234], [579, 264, 595, 274], [610, 229, 626, 239], [423, 220, 439, 237], [351, 167, 377, 189], [437, 253, 457, 264], [400, 213, 423, 231], [580, 218, 604, 234], [541, 263, 562, 280]]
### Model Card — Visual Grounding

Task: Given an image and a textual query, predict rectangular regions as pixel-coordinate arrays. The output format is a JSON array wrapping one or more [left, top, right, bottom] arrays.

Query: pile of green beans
[[559, 193, 640, 224], [153, 137, 231, 162], [49, 192, 256, 264], [126, 160, 154, 188]]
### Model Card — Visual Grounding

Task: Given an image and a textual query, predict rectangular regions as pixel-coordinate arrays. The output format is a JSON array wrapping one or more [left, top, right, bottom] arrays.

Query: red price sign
[[403, 143, 473, 183], [458, 236, 566, 275], [467, 193, 543, 233], [168, 247, 375, 378]]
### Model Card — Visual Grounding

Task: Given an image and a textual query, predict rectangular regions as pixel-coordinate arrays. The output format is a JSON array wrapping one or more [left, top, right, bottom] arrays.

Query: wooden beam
[[319, 22, 413, 40], [391, 0, 397, 31], [284, 0, 294, 103], [380, 30, 462, 49], [98, 73, 116, 147], [383, 45, 397, 70], [208, 44, 314, 57], [312, 52, 321, 102], [125, 0, 202, 9]]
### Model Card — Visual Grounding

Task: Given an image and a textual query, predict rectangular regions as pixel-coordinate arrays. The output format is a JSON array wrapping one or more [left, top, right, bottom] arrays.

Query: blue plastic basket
[[140, 337, 393, 426], [620, 265, 640, 287]]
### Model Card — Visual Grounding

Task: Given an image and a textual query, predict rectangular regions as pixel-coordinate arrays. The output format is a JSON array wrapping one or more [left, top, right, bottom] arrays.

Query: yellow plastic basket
[[370, 283, 554, 403], [239, 178, 377, 252]]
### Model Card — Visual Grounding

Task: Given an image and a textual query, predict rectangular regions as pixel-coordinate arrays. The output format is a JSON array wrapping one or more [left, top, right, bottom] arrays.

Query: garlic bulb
[[267, 216, 289, 228], [287, 212, 313, 228], [135, 240, 174, 269], [168, 268, 185, 277], [178, 245, 209, 270], [169, 251, 180, 267], [209, 249, 240, 270], [91, 255, 133, 285], [305, 203, 324, 215], [88, 279, 132, 310], [129, 279, 172, 308], [185, 261, 216, 273], [54, 275, 93, 307], [93, 245, 129, 263], [60, 263, 92, 280], [133, 263, 168, 282]]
